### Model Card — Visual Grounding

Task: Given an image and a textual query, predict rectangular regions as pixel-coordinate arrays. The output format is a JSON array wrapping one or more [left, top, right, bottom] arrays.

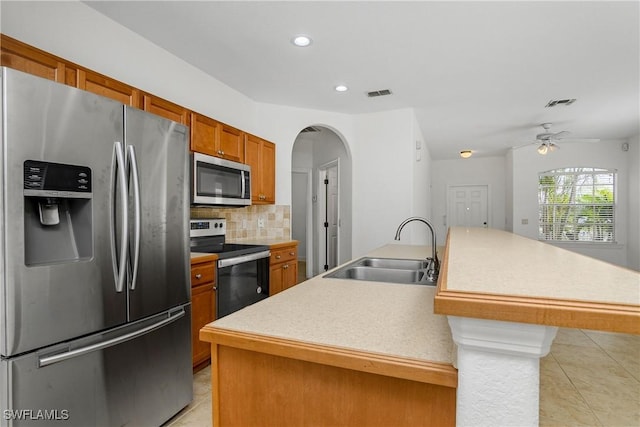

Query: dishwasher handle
[[38, 308, 185, 368]]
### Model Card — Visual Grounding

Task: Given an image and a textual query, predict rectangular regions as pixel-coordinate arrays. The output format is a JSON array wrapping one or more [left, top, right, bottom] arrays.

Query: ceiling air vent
[[545, 98, 576, 107], [301, 126, 321, 133], [367, 89, 393, 98]]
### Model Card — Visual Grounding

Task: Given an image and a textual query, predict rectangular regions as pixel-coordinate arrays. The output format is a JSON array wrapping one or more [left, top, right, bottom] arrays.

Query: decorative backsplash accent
[[191, 205, 291, 240]]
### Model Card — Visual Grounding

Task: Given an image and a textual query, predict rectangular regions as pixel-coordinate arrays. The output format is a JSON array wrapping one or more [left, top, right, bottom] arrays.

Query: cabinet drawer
[[191, 263, 215, 287], [270, 247, 297, 265]]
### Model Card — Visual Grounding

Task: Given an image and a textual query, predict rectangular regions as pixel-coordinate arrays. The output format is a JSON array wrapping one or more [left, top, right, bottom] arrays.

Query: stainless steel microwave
[[191, 152, 251, 206]]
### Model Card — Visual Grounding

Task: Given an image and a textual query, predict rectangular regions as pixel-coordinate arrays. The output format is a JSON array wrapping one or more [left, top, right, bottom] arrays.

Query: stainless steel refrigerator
[[0, 67, 192, 426]]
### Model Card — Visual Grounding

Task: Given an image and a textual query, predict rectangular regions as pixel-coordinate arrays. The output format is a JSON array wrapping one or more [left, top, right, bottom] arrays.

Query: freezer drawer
[[0, 305, 192, 427]]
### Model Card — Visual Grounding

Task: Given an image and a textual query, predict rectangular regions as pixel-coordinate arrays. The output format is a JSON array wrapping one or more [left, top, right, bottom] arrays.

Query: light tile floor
[[165, 328, 639, 427]]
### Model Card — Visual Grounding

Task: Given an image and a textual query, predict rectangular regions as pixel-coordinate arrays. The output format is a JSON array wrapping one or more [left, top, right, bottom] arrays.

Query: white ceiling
[[85, 1, 639, 160]]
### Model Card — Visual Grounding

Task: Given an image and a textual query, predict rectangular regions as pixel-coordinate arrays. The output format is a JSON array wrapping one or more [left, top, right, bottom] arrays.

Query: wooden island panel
[[202, 328, 457, 427]]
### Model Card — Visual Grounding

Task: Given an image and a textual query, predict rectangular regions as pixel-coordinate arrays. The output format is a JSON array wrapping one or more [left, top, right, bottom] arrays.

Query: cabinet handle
[[276, 255, 281, 259], [195, 273, 202, 279], [290, 252, 295, 256], [283, 264, 289, 269]]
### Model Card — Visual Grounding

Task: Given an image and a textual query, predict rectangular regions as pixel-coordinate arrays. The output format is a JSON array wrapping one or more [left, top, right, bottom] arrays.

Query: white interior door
[[318, 159, 340, 272], [326, 165, 338, 269], [291, 169, 313, 278], [448, 185, 489, 228]]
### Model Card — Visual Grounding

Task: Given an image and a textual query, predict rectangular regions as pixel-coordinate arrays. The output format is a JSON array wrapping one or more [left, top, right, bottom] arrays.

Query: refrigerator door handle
[[111, 141, 129, 293], [38, 308, 186, 368], [127, 145, 141, 290]]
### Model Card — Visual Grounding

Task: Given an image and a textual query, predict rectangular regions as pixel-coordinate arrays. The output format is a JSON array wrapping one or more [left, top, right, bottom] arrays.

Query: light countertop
[[435, 227, 640, 333], [209, 243, 453, 364]]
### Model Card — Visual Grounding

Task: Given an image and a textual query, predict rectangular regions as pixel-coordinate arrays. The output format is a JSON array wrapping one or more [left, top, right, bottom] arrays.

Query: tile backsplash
[[191, 205, 291, 240]]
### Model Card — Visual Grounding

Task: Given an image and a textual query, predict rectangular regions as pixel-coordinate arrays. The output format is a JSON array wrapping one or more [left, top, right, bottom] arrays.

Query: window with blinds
[[538, 167, 616, 243]]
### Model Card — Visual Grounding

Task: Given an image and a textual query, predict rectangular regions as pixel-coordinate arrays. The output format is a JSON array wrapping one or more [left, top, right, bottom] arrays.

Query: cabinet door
[[1, 34, 77, 85], [246, 134, 276, 204], [260, 140, 276, 203], [190, 112, 219, 156], [219, 124, 245, 163], [282, 262, 298, 291], [269, 265, 284, 296], [245, 134, 262, 203], [191, 283, 216, 368], [142, 93, 189, 125], [77, 69, 141, 107]]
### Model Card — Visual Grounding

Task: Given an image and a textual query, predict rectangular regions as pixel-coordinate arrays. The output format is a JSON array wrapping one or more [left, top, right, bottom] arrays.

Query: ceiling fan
[[516, 123, 600, 155], [535, 123, 565, 154]]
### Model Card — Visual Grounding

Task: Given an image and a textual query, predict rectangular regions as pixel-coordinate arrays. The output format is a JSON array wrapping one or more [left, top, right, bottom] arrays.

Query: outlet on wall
[[257, 217, 265, 228]]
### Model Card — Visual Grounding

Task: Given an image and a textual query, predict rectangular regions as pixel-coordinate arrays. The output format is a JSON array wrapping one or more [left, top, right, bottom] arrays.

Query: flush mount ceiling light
[[291, 35, 312, 47], [459, 150, 473, 159], [334, 85, 348, 92]]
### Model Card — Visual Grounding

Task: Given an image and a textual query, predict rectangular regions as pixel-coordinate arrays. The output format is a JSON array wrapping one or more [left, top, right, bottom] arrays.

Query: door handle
[[111, 141, 128, 293], [38, 308, 185, 367], [127, 145, 141, 291]]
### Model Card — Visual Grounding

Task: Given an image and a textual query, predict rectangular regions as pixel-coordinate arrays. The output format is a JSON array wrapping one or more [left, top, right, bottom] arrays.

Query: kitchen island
[[201, 227, 640, 427], [200, 244, 457, 427], [433, 227, 639, 426]]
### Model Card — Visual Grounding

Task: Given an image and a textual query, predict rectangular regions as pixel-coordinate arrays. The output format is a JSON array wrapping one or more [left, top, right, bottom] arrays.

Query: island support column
[[447, 316, 558, 427]]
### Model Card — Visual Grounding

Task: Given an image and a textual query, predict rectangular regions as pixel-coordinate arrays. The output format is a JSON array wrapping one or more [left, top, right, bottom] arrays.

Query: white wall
[[511, 140, 632, 268], [1, 1, 427, 259], [627, 133, 640, 271], [431, 156, 507, 246], [410, 115, 434, 245], [351, 109, 416, 256]]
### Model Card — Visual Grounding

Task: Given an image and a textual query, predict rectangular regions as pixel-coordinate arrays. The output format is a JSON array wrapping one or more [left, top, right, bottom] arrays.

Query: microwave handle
[[241, 170, 246, 197]]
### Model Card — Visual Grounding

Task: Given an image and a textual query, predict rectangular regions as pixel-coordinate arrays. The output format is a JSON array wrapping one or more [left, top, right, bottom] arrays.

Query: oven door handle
[[218, 250, 271, 268]]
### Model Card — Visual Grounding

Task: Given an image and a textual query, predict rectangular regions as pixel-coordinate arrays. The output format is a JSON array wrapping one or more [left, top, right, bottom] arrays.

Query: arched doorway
[[291, 126, 352, 279]]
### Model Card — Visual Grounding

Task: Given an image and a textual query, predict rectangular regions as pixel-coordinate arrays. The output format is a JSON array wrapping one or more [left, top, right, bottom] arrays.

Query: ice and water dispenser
[[23, 160, 93, 265]]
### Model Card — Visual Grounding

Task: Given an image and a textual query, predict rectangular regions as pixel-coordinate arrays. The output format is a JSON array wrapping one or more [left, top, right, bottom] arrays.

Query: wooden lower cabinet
[[269, 241, 298, 295], [191, 257, 217, 371], [200, 330, 457, 427]]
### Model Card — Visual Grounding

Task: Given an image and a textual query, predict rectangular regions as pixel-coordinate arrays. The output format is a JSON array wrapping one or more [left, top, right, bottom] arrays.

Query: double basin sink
[[324, 257, 438, 286]]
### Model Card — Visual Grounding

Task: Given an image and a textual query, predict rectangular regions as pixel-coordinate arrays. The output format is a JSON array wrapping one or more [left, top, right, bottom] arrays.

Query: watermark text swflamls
[[3, 409, 69, 421]]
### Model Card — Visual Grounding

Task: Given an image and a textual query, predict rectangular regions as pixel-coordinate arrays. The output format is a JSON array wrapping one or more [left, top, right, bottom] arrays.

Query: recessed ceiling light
[[292, 35, 312, 47], [335, 85, 348, 92]]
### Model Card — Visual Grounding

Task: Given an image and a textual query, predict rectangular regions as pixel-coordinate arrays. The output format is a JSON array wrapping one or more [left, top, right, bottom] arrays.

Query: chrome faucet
[[394, 217, 440, 281]]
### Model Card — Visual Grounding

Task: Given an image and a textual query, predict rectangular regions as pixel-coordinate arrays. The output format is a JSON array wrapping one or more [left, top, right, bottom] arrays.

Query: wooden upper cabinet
[[190, 113, 245, 162], [77, 69, 141, 108], [260, 140, 276, 203], [142, 93, 189, 125], [1, 34, 77, 85], [190, 112, 219, 156], [218, 124, 245, 163], [245, 133, 275, 204]]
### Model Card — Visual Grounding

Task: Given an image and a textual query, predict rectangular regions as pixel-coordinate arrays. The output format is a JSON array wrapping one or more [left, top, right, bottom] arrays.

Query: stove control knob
[[256, 286, 262, 294]]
